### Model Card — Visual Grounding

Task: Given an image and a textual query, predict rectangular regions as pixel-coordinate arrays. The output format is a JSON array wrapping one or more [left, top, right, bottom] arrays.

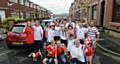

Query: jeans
[[71, 58, 85, 64], [58, 54, 66, 64], [34, 40, 42, 52]]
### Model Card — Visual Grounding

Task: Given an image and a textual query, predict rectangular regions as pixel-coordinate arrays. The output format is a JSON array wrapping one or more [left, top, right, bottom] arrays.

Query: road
[[0, 39, 120, 64], [0, 40, 32, 64]]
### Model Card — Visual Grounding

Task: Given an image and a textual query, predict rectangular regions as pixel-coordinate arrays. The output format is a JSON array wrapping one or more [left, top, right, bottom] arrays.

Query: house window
[[11, 12, 19, 18], [10, 0, 18, 3], [92, 5, 97, 20], [26, 13, 30, 18], [112, 0, 120, 23], [25, 0, 29, 6], [30, 3, 33, 8], [0, 11, 6, 22], [19, 0, 24, 5], [20, 12, 23, 19], [33, 5, 36, 9]]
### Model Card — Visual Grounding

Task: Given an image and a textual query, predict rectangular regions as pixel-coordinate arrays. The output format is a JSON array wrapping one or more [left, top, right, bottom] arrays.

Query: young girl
[[85, 36, 93, 64]]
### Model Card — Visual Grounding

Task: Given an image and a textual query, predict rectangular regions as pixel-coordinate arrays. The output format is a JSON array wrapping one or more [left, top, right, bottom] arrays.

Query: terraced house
[[89, 0, 120, 37], [0, 0, 51, 26], [69, 0, 120, 37]]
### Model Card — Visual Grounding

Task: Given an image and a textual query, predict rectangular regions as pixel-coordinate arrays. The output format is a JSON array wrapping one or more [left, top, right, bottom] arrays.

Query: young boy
[[56, 41, 67, 64], [43, 40, 58, 64]]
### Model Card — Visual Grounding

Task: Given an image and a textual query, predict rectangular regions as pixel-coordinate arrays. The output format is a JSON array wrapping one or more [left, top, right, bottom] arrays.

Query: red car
[[6, 23, 34, 48]]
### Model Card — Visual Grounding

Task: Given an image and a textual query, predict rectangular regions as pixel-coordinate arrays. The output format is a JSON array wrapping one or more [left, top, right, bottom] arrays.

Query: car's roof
[[15, 22, 27, 25]]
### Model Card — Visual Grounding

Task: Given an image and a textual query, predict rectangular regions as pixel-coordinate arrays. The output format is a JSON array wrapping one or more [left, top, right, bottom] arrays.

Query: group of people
[[25, 18, 100, 64]]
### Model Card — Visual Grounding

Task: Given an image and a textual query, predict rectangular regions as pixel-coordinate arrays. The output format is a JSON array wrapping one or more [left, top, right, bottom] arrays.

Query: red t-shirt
[[24, 27, 34, 44], [86, 46, 93, 56], [34, 51, 40, 59], [57, 47, 65, 56], [46, 45, 57, 57]]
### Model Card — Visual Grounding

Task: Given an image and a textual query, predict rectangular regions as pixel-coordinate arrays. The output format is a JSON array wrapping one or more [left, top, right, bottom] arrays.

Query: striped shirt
[[87, 27, 99, 39]]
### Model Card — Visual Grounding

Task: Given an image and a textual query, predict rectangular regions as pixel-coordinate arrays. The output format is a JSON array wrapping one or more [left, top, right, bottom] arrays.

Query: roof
[[15, 22, 27, 25]]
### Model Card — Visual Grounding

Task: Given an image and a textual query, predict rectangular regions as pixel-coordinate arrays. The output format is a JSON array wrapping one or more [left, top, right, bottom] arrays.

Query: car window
[[11, 25, 25, 34]]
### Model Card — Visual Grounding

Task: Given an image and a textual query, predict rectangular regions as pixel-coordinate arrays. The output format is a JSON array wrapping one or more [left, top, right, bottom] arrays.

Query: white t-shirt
[[47, 28, 54, 42], [67, 39, 75, 51], [60, 30, 68, 40], [76, 27, 86, 39], [69, 44, 85, 62], [54, 26, 61, 36], [33, 26, 43, 40]]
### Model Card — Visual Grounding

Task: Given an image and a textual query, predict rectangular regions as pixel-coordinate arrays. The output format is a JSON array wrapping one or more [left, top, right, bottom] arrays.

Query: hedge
[[2, 17, 26, 30]]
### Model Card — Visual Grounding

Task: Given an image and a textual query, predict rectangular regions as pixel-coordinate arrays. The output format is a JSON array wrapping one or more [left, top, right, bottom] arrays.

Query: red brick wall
[[89, 0, 120, 32], [89, 0, 100, 26], [0, 0, 8, 7], [0, 0, 37, 18]]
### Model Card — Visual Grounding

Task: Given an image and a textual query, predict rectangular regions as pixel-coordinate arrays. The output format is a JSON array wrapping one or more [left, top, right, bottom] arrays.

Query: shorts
[[46, 56, 55, 59]]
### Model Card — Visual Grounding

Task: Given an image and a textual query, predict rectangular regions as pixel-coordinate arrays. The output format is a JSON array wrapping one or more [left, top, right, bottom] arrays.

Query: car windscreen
[[11, 25, 25, 34]]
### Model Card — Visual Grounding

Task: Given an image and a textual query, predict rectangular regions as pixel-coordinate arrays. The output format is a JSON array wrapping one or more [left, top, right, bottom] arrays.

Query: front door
[[100, 1, 105, 27]]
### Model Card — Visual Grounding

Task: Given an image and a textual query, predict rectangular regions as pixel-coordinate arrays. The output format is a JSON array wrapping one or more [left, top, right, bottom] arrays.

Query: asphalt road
[[0, 39, 120, 64], [0, 40, 32, 64]]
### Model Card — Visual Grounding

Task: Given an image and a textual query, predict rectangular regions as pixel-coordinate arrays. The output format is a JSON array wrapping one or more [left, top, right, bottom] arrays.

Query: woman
[[47, 23, 55, 44], [54, 21, 61, 41], [60, 25, 68, 47], [24, 21, 34, 45]]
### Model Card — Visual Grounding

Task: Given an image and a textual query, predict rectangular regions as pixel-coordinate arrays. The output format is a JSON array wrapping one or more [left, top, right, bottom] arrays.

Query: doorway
[[100, 1, 105, 27]]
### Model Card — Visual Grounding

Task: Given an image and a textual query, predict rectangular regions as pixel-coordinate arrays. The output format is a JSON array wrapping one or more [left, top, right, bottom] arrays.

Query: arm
[[40, 26, 44, 40], [95, 27, 100, 40]]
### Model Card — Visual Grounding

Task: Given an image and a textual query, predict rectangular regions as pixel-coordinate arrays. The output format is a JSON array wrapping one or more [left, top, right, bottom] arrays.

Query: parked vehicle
[[6, 23, 34, 48]]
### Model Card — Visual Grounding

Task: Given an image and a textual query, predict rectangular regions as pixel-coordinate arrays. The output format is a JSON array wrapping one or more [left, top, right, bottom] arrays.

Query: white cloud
[[30, 0, 74, 14]]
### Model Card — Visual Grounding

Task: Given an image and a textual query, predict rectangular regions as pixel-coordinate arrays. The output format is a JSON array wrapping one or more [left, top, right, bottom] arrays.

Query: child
[[43, 40, 58, 64], [84, 35, 93, 64], [56, 41, 67, 64]]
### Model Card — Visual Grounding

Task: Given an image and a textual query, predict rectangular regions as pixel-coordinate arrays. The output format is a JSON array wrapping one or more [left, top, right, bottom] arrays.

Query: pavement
[[94, 32, 120, 64], [98, 32, 120, 53]]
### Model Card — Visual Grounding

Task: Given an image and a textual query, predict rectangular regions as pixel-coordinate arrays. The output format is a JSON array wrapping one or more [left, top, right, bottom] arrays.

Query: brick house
[[0, 0, 50, 25], [89, 0, 120, 36]]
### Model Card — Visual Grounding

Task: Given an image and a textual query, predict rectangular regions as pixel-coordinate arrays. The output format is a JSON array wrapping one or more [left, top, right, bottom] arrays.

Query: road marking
[[0, 50, 13, 57], [17, 57, 28, 62]]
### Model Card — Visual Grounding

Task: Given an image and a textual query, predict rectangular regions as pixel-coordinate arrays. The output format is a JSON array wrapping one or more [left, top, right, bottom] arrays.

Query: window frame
[[91, 4, 97, 20], [11, 11, 19, 18], [19, 0, 24, 5], [112, 0, 120, 23]]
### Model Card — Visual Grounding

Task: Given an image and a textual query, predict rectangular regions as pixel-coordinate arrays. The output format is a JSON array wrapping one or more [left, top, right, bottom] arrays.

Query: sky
[[30, 0, 74, 14]]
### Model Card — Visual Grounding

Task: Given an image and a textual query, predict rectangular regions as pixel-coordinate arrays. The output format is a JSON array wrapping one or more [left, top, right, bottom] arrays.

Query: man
[[76, 21, 88, 40], [33, 20, 43, 52]]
